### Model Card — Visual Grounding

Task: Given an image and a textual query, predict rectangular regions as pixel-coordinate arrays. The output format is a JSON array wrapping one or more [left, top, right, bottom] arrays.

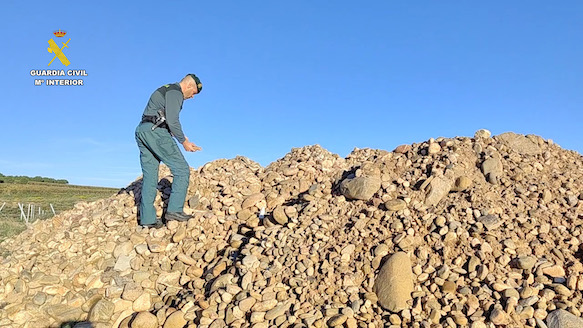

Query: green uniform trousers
[[135, 122, 190, 225]]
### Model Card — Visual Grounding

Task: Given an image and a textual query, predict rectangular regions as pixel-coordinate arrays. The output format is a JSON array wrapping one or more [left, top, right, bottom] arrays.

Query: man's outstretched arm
[[165, 89, 187, 143]]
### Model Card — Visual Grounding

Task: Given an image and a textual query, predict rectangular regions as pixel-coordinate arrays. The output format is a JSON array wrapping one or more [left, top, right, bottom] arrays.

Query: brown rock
[[242, 193, 265, 209], [239, 297, 257, 312], [272, 205, 288, 225], [133, 292, 152, 312], [451, 176, 472, 192], [122, 282, 143, 301], [442, 281, 456, 294], [394, 144, 411, 153], [131, 311, 158, 328], [543, 265, 566, 278], [490, 307, 509, 325], [251, 299, 278, 312], [482, 157, 503, 184], [156, 271, 181, 288], [163, 310, 186, 328], [374, 252, 413, 312], [172, 226, 186, 243], [425, 176, 453, 206], [328, 314, 348, 326]]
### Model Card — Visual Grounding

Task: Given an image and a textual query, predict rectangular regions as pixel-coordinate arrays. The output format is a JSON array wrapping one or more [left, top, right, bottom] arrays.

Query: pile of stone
[[1, 130, 583, 328]]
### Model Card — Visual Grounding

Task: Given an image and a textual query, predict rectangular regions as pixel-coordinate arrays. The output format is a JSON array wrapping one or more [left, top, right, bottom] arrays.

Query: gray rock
[[210, 274, 234, 292], [114, 254, 132, 271], [478, 214, 502, 230], [340, 176, 381, 200], [482, 158, 503, 184], [474, 129, 492, 139], [490, 307, 509, 325], [122, 282, 143, 301], [384, 199, 406, 211], [88, 299, 114, 322], [187, 194, 200, 208], [32, 292, 46, 305], [156, 271, 181, 288], [45, 304, 84, 322], [328, 314, 348, 326], [517, 256, 537, 270], [497, 132, 542, 155], [546, 309, 583, 328], [36, 274, 61, 285]]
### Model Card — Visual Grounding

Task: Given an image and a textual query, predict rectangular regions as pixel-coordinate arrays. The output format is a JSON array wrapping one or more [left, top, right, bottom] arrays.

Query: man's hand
[[182, 138, 202, 152]]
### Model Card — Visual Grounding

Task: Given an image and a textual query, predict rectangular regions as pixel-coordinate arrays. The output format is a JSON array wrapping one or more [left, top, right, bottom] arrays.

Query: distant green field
[[0, 183, 119, 241]]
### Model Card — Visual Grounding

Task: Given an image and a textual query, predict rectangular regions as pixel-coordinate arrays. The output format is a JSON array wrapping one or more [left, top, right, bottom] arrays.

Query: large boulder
[[340, 176, 381, 200], [497, 132, 542, 155], [481, 157, 503, 184], [374, 252, 414, 312], [424, 176, 453, 206], [546, 309, 583, 328]]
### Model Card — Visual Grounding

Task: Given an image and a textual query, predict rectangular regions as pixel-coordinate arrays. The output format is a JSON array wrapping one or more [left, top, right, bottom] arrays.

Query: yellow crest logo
[[47, 30, 71, 66]]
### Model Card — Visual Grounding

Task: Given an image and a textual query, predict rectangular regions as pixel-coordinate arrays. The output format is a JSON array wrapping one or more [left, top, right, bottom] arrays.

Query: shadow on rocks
[[118, 177, 172, 224], [119, 177, 143, 205], [55, 321, 100, 328], [575, 244, 583, 263], [331, 166, 359, 196]]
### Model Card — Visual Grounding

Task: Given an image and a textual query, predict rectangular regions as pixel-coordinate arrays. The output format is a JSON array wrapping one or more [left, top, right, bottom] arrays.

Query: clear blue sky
[[2, 1, 582, 187]]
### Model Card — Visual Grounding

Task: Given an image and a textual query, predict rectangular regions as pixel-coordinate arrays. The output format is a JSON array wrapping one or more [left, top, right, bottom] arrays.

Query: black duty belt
[[141, 115, 168, 129]]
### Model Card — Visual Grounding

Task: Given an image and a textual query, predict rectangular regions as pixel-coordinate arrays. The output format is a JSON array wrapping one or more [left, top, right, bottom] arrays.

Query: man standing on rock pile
[[135, 74, 203, 228]]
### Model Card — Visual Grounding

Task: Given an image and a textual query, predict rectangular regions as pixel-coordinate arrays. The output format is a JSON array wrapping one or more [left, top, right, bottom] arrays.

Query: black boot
[[140, 219, 164, 229], [165, 211, 193, 222]]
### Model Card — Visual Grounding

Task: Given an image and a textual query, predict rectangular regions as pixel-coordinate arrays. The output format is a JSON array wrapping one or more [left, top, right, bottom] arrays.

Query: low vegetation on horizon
[[0, 180, 119, 242], [0, 172, 69, 184]]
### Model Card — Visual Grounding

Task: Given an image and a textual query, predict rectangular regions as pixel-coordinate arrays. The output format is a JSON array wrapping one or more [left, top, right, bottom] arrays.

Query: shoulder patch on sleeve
[[157, 83, 182, 97]]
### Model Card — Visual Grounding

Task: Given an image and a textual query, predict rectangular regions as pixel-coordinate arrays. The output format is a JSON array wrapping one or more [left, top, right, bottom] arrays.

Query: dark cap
[[187, 73, 202, 93]]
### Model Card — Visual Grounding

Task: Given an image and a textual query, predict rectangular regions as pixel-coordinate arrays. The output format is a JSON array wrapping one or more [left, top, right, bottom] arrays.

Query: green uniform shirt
[[141, 83, 187, 143]]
